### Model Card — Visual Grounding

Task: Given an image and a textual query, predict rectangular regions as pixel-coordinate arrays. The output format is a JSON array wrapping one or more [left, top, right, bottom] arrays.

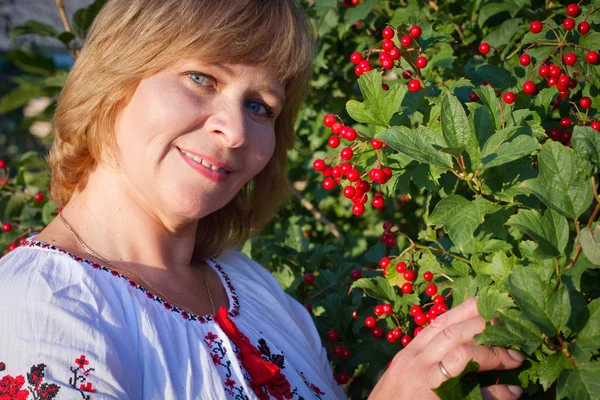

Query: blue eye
[[187, 72, 213, 87], [246, 101, 274, 119]]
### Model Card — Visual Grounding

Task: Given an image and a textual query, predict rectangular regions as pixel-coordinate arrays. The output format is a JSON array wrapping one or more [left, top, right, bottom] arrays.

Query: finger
[[481, 384, 523, 400], [423, 316, 486, 363], [410, 297, 480, 350], [427, 344, 525, 389]]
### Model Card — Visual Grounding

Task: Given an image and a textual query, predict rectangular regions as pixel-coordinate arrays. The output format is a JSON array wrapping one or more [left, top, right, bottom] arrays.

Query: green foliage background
[[1, 0, 600, 399]]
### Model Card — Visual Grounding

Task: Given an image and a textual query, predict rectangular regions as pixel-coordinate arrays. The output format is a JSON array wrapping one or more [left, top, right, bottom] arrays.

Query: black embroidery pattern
[[204, 332, 251, 399], [20, 239, 240, 323], [0, 361, 60, 400], [68, 355, 96, 399]]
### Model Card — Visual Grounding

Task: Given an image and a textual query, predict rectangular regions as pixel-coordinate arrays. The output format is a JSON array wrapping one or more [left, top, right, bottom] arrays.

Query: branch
[[291, 187, 344, 240], [55, 0, 72, 33]]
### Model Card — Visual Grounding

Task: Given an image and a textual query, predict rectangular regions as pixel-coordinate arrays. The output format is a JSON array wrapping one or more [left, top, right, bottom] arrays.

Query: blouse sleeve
[[0, 248, 141, 399]]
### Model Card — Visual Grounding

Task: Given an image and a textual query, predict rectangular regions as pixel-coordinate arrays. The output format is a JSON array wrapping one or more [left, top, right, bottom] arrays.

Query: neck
[[57, 165, 201, 277]]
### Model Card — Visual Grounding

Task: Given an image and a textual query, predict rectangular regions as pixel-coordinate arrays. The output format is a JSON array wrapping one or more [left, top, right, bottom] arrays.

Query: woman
[[0, 0, 525, 399]]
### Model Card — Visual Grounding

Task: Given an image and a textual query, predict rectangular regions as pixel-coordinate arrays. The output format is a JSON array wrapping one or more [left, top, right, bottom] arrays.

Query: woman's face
[[112, 60, 284, 224]]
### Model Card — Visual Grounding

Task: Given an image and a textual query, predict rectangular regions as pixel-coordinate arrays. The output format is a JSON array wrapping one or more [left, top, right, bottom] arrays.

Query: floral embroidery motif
[[69, 355, 96, 399], [0, 361, 60, 400], [20, 239, 241, 323]]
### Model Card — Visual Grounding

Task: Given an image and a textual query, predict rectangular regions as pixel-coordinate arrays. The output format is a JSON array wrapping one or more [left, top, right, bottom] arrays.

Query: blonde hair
[[49, 0, 315, 260]]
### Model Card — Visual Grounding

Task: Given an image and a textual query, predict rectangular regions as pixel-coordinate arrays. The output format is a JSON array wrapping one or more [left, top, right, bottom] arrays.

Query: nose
[[203, 96, 248, 149]]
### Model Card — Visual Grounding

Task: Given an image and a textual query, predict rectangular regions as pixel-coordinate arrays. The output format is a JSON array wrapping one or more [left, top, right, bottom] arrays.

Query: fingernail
[[508, 349, 525, 361], [508, 385, 523, 396]]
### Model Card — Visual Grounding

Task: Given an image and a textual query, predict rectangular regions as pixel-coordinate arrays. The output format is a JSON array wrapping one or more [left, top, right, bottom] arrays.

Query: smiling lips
[[178, 147, 233, 183]]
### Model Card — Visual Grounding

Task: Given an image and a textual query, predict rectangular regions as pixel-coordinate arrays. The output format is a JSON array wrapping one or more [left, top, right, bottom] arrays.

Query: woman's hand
[[368, 297, 525, 400]]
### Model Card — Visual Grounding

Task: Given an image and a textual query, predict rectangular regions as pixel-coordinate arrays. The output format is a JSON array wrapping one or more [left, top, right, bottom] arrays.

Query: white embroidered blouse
[[0, 238, 347, 399]]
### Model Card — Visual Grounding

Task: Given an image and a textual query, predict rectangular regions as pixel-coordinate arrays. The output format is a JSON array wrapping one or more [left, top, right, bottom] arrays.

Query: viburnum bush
[[301, 0, 600, 398]]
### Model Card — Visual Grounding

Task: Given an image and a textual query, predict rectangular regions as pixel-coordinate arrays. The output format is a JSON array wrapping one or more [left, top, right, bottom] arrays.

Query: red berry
[[569, 78, 578, 89], [346, 169, 359, 182], [395, 261, 407, 273], [558, 75, 570, 90], [331, 122, 343, 135], [403, 269, 416, 281], [560, 117, 572, 128], [323, 114, 336, 127], [343, 186, 356, 199], [336, 372, 350, 385], [563, 18, 575, 31], [423, 271, 433, 281], [468, 92, 479, 102], [400, 35, 412, 47], [0, 159, 5, 169], [566, 3, 580, 17], [371, 326, 383, 338], [433, 295, 445, 304], [374, 305, 384, 316], [587, 51, 599, 64], [358, 60, 372, 72], [549, 64, 562, 78], [304, 273, 315, 285], [380, 257, 391, 269], [343, 348, 351, 359], [371, 139, 383, 149], [328, 136, 340, 149], [592, 121, 600, 131], [559, 89, 570, 99], [365, 316, 376, 328], [392, 327, 402, 339], [503, 92, 516, 104], [530, 21, 543, 33], [580, 97, 592, 109], [415, 56, 427, 69], [425, 284, 438, 296], [401, 335, 412, 347], [305, 304, 313, 314], [18, 238, 26, 246], [548, 127, 561, 140], [332, 345, 343, 357], [327, 329, 339, 342], [2, 223, 11, 233], [410, 305, 422, 316], [350, 52, 363, 65], [33, 193, 44, 202], [323, 177, 336, 190], [523, 81, 536, 95], [519, 53, 531, 66], [354, 65, 363, 76], [350, 269, 361, 280], [382, 39, 395, 52], [382, 303, 392, 315], [382, 27, 395, 39], [352, 203, 365, 216], [578, 21, 590, 35], [408, 79, 420, 92], [409, 26, 422, 38], [401, 282, 413, 294], [386, 331, 396, 343], [402, 70, 412, 79], [564, 52, 577, 66], [436, 303, 449, 314], [414, 327, 424, 336], [313, 159, 326, 171], [340, 147, 354, 161], [414, 312, 427, 326], [7, 243, 17, 252], [548, 78, 557, 87], [478, 42, 490, 55], [539, 65, 550, 78], [372, 196, 385, 209], [387, 47, 401, 60]]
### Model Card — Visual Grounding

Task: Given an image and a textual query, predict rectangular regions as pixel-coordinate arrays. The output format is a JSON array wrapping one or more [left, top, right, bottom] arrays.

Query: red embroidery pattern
[[20, 239, 241, 323], [69, 355, 96, 399], [0, 361, 60, 400]]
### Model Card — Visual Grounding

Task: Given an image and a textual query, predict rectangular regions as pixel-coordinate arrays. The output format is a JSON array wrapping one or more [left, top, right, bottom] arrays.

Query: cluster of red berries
[[314, 114, 394, 216], [325, 328, 354, 384], [379, 220, 398, 247], [349, 25, 424, 93]]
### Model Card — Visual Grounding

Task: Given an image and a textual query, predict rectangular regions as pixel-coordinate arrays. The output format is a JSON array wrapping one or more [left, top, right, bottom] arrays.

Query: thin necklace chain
[[58, 212, 216, 316]]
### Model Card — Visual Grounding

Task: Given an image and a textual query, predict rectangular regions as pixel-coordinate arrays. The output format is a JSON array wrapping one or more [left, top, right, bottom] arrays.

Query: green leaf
[[572, 126, 600, 168], [441, 93, 480, 167], [478, 3, 514, 26], [469, 65, 516, 91], [72, 0, 107, 39], [477, 286, 516, 321], [520, 140, 594, 219], [0, 84, 44, 114], [346, 71, 406, 127], [470, 104, 495, 149], [473, 85, 501, 129], [557, 363, 600, 400], [482, 18, 522, 48], [41, 202, 58, 226], [538, 353, 573, 391], [429, 196, 500, 254], [10, 20, 59, 40], [508, 267, 571, 336], [350, 277, 396, 303], [533, 86, 559, 123], [481, 134, 540, 170], [433, 360, 482, 400], [475, 309, 542, 355], [580, 225, 600, 265], [4, 49, 54, 76], [506, 208, 569, 259], [577, 299, 600, 354], [343, 0, 377, 25], [377, 125, 454, 168]]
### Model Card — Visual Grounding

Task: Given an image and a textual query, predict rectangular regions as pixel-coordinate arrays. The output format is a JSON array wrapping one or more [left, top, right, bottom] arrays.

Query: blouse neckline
[[18, 237, 241, 324]]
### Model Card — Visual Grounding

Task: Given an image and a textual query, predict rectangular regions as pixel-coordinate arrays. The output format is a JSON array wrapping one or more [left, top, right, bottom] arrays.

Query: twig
[[291, 187, 344, 240], [55, 0, 72, 33], [415, 244, 472, 264]]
